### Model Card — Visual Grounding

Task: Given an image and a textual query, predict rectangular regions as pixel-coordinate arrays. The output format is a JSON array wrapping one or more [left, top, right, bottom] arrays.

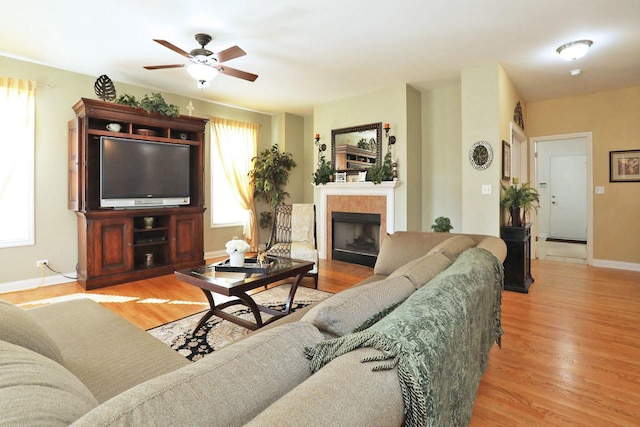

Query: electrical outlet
[[36, 259, 48, 268]]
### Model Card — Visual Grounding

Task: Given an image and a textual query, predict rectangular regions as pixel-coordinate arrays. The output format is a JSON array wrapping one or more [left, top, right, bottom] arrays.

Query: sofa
[[0, 231, 506, 426]]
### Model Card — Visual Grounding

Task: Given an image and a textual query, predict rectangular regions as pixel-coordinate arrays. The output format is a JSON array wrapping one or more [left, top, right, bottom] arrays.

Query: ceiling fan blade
[[217, 65, 258, 82], [213, 45, 246, 63], [144, 64, 185, 70], [153, 39, 191, 58]]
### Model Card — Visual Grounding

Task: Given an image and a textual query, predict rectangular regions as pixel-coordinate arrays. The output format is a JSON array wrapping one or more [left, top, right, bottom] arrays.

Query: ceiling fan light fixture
[[556, 40, 593, 61], [186, 63, 218, 84]]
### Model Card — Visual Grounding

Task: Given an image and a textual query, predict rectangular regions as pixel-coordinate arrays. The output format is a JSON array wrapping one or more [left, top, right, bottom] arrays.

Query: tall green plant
[[249, 144, 297, 228]]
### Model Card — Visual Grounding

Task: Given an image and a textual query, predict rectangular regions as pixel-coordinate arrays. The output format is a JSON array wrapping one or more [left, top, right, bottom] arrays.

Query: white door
[[549, 154, 587, 241]]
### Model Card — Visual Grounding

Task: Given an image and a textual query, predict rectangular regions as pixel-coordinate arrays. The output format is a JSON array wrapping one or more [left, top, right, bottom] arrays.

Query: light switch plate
[[481, 184, 492, 195], [595, 186, 605, 194]]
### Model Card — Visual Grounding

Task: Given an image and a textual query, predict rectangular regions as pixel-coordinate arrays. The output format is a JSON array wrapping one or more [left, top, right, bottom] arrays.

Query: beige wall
[[422, 83, 463, 231], [460, 64, 502, 235], [0, 56, 283, 287], [527, 86, 640, 264]]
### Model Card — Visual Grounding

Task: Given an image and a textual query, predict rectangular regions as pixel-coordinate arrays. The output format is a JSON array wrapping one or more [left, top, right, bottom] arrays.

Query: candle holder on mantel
[[313, 134, 335, 185], [383, 123, 398, 180]]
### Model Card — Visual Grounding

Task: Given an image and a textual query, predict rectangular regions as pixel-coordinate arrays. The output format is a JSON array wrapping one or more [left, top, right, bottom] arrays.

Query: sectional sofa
[[0, 231, 506, 426]]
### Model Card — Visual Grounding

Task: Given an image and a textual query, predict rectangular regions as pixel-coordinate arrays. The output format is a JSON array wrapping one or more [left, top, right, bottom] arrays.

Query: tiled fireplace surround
[[317, 181, 398, 260]]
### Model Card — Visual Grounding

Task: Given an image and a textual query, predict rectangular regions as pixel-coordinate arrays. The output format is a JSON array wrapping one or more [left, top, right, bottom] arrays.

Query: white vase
[[229, 251, 245, 267]]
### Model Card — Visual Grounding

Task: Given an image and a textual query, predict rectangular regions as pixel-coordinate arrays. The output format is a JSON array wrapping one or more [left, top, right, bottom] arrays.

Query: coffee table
[[174, 257, 314, 331]]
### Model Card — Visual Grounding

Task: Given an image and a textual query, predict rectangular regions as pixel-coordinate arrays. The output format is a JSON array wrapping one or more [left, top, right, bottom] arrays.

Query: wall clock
[[469, 141, 493, 170]]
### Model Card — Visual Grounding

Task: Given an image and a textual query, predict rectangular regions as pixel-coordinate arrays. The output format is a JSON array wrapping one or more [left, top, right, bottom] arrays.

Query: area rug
[[147, 284, 331, 361]]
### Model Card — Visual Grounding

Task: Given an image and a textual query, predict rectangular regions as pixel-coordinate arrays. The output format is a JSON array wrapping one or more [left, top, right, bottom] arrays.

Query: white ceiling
[[2, 0, 639, 115]]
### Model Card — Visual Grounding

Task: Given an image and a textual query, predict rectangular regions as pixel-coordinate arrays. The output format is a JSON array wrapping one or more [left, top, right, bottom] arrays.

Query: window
[[210, 118, 259, 248], [0, 77, 35, 248]]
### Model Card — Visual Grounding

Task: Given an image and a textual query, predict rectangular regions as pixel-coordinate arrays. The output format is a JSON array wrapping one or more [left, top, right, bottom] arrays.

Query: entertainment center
[[68, 98, 208, 289]]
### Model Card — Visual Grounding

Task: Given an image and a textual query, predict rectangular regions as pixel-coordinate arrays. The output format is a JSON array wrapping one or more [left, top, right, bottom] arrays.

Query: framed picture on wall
[[502, 140, 511, 181], [610, 150, 640, 182]]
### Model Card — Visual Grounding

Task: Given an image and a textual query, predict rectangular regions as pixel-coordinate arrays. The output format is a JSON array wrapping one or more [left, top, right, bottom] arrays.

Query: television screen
[[100, 137, 190, 208]]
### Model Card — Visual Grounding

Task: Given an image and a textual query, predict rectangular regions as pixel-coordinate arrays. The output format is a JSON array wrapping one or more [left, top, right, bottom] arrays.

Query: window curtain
[[0, 77, 35, 200], [211, 117, 259, 250]]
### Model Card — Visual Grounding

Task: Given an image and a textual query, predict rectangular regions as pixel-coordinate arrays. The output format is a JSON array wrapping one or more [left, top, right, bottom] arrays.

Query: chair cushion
[[301, 276, 415, 337], [0, 340, 98, 426], [291, 204, 315, 243], [0, 299, 64, 364]]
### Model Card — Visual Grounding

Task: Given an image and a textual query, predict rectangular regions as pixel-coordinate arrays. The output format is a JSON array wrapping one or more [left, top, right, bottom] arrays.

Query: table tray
[[211, 256, 277, 274]]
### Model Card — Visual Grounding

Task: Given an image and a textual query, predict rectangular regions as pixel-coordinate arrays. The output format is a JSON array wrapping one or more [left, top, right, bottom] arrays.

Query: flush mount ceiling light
[[556, 40, 593, 61]]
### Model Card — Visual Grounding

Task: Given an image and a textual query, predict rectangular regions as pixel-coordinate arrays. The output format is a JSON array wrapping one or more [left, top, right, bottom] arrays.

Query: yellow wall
[[527, 86, 640, 264]]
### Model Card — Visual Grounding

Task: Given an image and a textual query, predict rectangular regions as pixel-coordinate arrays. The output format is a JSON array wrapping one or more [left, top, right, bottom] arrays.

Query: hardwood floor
[[2, 258, 639, 425]]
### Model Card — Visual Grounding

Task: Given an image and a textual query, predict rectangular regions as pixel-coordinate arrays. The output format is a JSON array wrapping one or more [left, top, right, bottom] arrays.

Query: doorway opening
[[531, 133, 593, 265]]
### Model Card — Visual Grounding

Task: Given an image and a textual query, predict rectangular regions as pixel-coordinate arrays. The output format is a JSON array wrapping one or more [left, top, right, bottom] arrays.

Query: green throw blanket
[[305, 247, 504, 427]]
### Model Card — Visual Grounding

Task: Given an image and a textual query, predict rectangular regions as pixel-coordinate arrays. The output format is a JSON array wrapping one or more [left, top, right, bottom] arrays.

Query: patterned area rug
[[147, 284, 331, 361]]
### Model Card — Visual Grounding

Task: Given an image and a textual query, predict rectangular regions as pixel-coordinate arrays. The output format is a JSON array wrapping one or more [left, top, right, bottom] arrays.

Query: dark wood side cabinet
[[500, 223, 534, 293], [69, 98, 208, 289]]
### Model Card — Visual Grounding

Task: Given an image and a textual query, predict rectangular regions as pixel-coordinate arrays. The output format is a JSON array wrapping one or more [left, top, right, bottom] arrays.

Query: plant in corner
[[431, 216, 453, 232], [500, 180, 540, 227], [249, 144, 297, 228]]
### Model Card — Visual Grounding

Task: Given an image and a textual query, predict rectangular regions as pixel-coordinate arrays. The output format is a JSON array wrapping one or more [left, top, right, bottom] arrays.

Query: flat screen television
[[100, 136, 190, 208]]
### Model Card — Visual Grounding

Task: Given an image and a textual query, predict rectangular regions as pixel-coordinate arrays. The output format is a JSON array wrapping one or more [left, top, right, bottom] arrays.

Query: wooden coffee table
[[175, 257, 314, 331]]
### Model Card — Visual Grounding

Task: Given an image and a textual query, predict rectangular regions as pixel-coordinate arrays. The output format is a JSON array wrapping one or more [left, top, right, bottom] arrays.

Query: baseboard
[[0, 273, 76, 295], [592, 259, 640, 272]]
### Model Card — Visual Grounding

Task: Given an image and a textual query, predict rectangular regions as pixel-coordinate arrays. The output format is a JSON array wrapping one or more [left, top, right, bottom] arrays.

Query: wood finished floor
[[2, 258, 639, 426]]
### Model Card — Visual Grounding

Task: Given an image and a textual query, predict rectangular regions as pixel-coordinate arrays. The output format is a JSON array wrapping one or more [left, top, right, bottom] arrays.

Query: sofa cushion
[[374, 231, 453, 275], [389, 252, 453, 289], [301, 276, 415, 337], [245, 347, 405, 427], [71, 322, 325, 427], [427, 234, 476, 260], [0, 340, 98, 426], [0, 299, 64, 364]]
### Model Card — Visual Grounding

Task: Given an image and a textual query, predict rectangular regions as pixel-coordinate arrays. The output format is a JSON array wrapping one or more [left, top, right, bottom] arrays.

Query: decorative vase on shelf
[[225, 237, 250, 267]]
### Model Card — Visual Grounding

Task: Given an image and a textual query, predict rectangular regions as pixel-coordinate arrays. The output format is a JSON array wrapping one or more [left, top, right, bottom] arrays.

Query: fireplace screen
[[332, 211, 381, 267]]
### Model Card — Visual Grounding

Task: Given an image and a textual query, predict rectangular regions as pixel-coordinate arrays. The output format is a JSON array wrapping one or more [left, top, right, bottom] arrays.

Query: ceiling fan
[[144, 33, 258, 88]]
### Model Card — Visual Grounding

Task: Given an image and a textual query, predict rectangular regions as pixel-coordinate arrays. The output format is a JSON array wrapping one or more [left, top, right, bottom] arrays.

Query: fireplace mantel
[[316, 181, 399, 259]]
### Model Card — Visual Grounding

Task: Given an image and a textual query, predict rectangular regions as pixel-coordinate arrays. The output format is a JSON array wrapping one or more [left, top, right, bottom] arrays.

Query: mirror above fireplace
[[331, 122, 382, 176]]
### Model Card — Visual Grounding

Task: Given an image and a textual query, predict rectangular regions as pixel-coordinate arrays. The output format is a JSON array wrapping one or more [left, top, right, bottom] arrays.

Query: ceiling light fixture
[[186, 63, 219, 88], [570, 69, 582, 76], [556, 40, 593, 61]]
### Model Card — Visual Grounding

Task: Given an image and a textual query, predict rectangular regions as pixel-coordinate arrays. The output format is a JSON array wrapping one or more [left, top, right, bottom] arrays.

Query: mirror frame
[[331, 122, 382, 175]]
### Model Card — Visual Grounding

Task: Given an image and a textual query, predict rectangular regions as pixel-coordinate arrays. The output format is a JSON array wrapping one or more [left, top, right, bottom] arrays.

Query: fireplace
[[332, 212, 381, 267]]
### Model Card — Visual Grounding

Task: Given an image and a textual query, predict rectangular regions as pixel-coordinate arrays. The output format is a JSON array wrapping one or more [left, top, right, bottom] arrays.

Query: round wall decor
[[469, 141, 493, 170]]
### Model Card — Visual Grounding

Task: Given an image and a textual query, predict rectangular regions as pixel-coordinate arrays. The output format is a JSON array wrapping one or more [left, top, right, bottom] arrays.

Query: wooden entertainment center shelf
[[68, 98, 208, 289]]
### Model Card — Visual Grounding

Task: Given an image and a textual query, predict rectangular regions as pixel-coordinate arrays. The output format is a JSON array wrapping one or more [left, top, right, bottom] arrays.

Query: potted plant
[[431, 216, 453, 232], [366, 151, 393, 184], [500, 180, 540, 227], [313, 157, 335, 185], [249, 144, 297, 228]]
